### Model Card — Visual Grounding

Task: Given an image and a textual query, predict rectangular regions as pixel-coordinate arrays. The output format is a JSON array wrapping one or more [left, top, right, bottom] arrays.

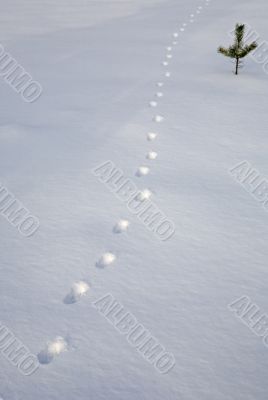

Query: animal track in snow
[[64, 281, 90, 304], [147, 132, 157, 141], [149, 100, 158, 107], [47, 0, 206, 358], [96, 252, 116, 268], [136, 166, 150, 177], [38, 337, 68, 364], [136, 189, 152, 201], [113, 219, 129, 233], [153, 115, 164, 123], [146, 151, 158, 160]]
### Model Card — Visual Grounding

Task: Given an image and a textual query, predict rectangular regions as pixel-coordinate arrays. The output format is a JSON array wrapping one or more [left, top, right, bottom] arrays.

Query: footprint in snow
[[96, 252, 116, 268], [157, 82, 164, 87], [183, 23, 187, 26], [165, 71, 171, 77], [136, 166, 150, 177], [64, 281, 90, 304], [180, 28, 185, 32], [162, 61, 169, 66], [146, 151, 158, 160], [38, 337, 68, 364], [113, 219, 129, 233], [173, 32, 179, 38], [153, 115, 164, 123], [155, 92, 163, 98], [172, 41, 178, 45], [147, 132, 157, 141], [136, 189, 152, 201], [149, 100, 158, 107], [166, 46, 172, 51], [166, 54, 172, 59]]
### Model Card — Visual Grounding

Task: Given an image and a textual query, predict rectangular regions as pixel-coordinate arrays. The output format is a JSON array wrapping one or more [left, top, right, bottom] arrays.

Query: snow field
[[35, 0, 214, 370]]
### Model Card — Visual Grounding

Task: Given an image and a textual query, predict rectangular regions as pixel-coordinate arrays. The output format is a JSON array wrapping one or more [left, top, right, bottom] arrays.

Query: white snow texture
[[0, 0, 267, 399]]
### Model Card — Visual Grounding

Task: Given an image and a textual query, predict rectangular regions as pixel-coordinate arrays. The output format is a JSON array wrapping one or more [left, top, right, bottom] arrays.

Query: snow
[[147, 151, 158, 160], [136, 166, 150, 177], [153, 115, 165, 122], [147, 132, 158, 141], [96, 252, 117, 268], [149, 100, 158, 107], [137, 189, 153, 201], [64, 281, 90, 304], [38, 336, 68, 364], [113, 219, 130, 234], [0, 0, 268, 399]]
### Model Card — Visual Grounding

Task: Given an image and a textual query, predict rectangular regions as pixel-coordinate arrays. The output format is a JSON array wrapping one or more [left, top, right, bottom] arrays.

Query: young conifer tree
[[218, 23, 258, 75]]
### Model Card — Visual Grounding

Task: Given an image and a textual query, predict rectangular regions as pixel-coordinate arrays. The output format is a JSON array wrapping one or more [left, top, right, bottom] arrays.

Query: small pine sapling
[[218, 23, 258, 75]]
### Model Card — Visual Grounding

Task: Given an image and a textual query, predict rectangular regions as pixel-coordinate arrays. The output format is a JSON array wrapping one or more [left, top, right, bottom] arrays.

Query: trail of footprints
[[39, 0, 212, 364]]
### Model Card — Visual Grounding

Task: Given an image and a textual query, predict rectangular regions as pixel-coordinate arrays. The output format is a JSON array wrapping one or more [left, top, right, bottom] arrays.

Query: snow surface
[[0, 0, 268, 399]]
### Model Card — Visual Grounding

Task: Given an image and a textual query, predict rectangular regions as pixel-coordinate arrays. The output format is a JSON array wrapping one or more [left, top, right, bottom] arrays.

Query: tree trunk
[[235, 57, 239, 75]]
